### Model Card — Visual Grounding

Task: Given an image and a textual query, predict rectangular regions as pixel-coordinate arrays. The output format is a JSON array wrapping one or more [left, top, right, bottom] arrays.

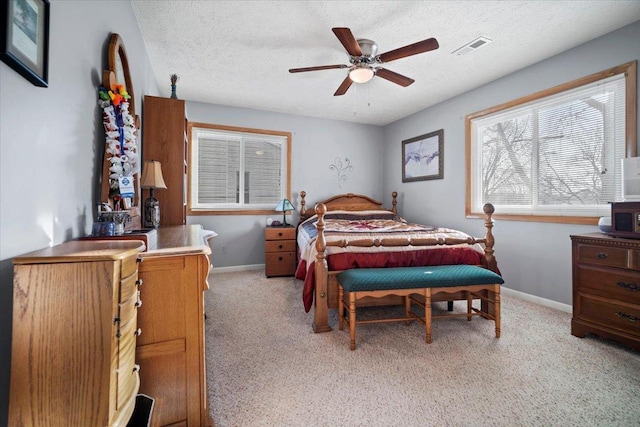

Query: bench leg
[[404, 295, 411, 326], [494, 286, 501, 338], [447, 301, 454, 311], [467, 291, 472, 321], [425, 289, 432, 344], [338, 285, 344, 331], [349, 291, 357, 350]]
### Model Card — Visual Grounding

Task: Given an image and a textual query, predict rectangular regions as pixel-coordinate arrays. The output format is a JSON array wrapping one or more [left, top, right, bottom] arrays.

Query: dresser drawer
[[120, 273, 139, 303], [578, 244, 629, 268], [575, 294, 640, 337], [118, 292, 140, 327], [265, 227, 295, 240], [575, 265, 640, 305], [121, 254, 140, 279], [265, 240, 296, 253]]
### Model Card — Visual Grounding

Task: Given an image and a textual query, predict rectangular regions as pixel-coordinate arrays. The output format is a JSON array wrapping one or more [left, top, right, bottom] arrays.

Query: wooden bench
[[336, 265, 504, 350]]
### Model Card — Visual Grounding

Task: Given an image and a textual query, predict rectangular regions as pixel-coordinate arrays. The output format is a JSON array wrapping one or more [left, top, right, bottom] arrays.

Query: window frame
[[187, 122, 292, 215], [465, 61, 637, 224]]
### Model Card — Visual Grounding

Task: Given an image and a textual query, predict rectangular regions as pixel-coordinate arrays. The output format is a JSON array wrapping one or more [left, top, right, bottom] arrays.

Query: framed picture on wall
[[0, 0, 50, 87], [402, 129, 444, 182]]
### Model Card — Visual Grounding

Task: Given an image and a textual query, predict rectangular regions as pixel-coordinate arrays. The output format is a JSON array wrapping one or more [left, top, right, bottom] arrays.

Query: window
[[466, 61, 637, 223], [188, 123, 291, 214]]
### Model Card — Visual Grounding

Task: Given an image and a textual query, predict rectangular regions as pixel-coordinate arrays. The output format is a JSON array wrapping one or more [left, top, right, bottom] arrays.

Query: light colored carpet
[[205, 270, 640, 427]]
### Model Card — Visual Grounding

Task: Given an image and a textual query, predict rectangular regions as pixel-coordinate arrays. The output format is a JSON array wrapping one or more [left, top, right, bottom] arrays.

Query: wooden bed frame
[[298, 191, 498, 333]]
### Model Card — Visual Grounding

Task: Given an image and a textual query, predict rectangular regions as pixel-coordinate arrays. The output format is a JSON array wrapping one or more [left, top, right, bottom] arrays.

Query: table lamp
[[140, 160, 167, 228], [274, 198, 294, 226]]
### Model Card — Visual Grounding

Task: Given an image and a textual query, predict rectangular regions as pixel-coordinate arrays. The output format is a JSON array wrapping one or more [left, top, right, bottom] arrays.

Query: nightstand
[[265, 226, 296, 277]]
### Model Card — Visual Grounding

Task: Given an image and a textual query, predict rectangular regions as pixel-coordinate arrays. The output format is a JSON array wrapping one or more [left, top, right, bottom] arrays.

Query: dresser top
[[141, 224, 212, 258], [13, 240, 145, 265], [570, 232, 640, 246]]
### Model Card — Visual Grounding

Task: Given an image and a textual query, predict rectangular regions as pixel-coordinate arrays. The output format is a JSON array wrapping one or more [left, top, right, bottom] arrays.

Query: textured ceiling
[[131, 1, 640, 126]]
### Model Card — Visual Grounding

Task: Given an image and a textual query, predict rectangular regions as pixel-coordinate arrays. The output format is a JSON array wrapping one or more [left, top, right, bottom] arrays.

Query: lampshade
[[275, 199, 295, 212], [349, 66, 374, 84], [140, 160, 167, 189], [274, 198, 295, 226]]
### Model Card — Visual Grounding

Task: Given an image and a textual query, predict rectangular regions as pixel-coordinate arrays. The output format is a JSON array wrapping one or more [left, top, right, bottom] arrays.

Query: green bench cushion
[[336, 265, 504, 292]]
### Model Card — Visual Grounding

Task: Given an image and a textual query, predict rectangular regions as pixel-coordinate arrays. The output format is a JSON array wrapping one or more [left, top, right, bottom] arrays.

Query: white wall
[[382, 21, 640, 305], [185, 101, 384, 267], [0, 1, 160, 422]]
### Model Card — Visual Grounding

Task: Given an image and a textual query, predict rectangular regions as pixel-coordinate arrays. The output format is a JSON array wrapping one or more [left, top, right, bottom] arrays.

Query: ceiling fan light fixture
[[349, 66, 374, 84]]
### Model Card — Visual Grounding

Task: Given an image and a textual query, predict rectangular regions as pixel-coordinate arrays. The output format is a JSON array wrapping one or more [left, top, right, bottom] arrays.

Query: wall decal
[[329, 157, 353, 188]]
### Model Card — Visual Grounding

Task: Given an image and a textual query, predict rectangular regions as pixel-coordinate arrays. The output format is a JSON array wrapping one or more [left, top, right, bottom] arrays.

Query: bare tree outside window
[[466, 61, 636, 223]]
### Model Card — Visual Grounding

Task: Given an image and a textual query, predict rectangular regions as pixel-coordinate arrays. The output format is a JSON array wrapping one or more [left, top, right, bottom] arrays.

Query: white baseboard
[[502, 286, 572, 313], [211, 264, 264, 274], [208, 265, 573, 314]]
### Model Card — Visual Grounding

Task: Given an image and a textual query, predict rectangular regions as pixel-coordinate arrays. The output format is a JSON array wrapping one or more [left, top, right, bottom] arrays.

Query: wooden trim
[[466, 61, 638, 222], [188, 209, 292, 216], [466, 212, 599, 225], [186, 121, 292, 215]]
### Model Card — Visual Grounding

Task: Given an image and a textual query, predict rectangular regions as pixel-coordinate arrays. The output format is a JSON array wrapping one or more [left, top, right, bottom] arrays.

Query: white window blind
[[190, 126, 288, 211], [469, 72, 628, 218]]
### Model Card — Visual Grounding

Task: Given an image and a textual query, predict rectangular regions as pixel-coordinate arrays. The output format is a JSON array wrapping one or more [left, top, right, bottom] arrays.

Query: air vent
[[452, 36, 492, 56]]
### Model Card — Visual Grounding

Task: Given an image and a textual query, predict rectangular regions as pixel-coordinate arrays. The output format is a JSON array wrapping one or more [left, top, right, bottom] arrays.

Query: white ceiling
[[131, 1, 640, 126]]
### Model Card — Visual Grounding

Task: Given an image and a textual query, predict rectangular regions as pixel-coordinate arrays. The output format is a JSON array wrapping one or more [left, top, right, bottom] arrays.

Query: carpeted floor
[[205, 270, 640, 427]]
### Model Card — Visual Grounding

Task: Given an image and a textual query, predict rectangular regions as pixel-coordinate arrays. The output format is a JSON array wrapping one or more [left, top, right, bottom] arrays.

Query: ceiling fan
[[289, 27, 439, 96]]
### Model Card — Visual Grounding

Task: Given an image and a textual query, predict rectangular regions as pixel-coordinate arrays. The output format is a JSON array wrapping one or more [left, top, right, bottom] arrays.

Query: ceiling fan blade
[[334, 76, 353, 96], [289, 64, 348, 73], [332, 27, 362, 57], [375, 68, 415, 87], [378, 38, 439, 63]]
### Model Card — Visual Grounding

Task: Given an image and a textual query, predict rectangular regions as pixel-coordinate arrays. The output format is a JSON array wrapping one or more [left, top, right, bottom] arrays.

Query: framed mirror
[[99, 33, 141, 229], [103, 33, 135, 118]]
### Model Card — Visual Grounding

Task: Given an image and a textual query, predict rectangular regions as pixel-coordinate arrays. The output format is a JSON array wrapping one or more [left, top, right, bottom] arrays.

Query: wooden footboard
[[312, 200, 499, 333]]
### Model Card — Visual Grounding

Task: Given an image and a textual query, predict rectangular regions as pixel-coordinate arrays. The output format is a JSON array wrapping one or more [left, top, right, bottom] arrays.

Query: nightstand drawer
[[265, 227, 296, 240], [266, 252, 296, 277], [265, 240, 296, 253]]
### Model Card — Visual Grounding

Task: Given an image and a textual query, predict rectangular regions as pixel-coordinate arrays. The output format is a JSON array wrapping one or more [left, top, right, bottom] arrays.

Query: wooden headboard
[[299, 191, 398, 221]]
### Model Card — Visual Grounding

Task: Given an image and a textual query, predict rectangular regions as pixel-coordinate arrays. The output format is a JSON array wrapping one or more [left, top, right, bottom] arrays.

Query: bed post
[[482, 203, 498, 273], [391, 191, 398, 214], [313, 203, 331, 333], [300, 190, 307, 219]]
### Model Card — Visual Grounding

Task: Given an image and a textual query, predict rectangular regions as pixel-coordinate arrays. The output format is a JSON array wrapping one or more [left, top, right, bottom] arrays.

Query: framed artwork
[[0, 0, 50, 87], [402, 129, 444, 182]]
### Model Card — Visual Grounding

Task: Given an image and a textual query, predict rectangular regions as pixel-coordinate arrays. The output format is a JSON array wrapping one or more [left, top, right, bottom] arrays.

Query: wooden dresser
[[265, 225, 296, 277], [136, 225, 214, 426], [9, 240, 144, 426], [571, 233, 640, 351]]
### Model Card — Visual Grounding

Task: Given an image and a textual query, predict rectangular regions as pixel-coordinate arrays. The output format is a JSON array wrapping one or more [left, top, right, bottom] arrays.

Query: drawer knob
[[279, 256, 283, 261], [279, 244, 283, 249], [135, 328, 142, 337], [113, 316, 121, 325], [133, 364, 141, 373], [597, 252, 608, 259], [136, 279, 143, 286], [615, 311, 638, 322], [616, 281, 639, 292], [278, 232, 283, 237], [135, 299, 142, 308]]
